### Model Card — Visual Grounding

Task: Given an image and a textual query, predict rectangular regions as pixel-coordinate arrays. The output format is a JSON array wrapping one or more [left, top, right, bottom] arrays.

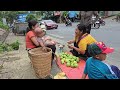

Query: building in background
[[99, 11, 120, 17]]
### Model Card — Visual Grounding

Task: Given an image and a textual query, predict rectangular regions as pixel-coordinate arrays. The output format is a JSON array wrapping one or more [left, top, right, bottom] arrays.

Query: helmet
[[41, 22, 45, 25]]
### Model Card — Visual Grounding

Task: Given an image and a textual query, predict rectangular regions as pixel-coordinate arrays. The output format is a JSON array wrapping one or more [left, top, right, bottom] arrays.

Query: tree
[[26, 14, 37, 22], [5, 11, 18, 25], [0, 11, 19, 25], [0, 17, 2, 22], [42, 11, 54, 20]]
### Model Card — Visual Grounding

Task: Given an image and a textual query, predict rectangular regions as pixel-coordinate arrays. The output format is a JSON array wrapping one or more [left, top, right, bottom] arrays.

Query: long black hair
[[26, 20, 38, 33], [77, 24, 87, 34]]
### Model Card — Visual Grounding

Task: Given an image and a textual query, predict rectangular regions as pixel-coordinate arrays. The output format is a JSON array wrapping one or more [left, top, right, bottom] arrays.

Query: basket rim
[[28, 47, 52, 55]]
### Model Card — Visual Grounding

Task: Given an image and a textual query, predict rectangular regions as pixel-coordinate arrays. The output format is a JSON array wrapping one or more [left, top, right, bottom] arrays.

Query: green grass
[[0, 21, 9, 31], [0, 40, 20, 53]]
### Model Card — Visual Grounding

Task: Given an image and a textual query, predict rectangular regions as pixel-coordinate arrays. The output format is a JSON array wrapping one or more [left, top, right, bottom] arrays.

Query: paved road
[[47, 16, 120, 68]]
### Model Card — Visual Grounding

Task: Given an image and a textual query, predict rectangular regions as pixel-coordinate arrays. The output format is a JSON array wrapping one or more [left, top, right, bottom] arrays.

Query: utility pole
[[59, 11, 63, 23]]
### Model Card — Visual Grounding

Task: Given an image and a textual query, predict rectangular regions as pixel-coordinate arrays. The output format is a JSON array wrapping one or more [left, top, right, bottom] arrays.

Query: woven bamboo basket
[[28, 47, 52, 78]]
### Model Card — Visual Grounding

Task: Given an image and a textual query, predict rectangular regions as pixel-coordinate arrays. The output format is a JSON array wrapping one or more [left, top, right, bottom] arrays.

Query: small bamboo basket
[[28, 47, 52, 78]]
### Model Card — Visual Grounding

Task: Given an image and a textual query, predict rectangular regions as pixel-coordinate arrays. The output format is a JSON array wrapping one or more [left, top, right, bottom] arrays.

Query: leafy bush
[[0, 43, 13, 53], [26, 14, 37, 22], [10, 40, 20, 50], [62, 11, 68, 17], [0, 21, 9, 31], [0, 17, 2, 22], [0, 40, 20, 53]]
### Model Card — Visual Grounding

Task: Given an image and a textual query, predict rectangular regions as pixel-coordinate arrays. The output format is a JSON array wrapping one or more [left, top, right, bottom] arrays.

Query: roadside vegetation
[[0, 40, 20, 53]]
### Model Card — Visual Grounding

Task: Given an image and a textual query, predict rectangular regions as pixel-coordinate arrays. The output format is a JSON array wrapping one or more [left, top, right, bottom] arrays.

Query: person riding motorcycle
[[64, 16, 72, 26]]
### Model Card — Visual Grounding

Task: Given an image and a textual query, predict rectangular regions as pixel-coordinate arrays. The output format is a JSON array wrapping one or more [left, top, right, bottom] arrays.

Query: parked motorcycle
[[98, 17, 105, 26], [91, 16, 100, 29], [64, 17, 72, 26]]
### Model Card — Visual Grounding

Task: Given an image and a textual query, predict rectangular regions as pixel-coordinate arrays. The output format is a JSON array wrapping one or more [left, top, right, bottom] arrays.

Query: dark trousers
[[46, 45, 56, 60], [69, 17, 75, 22], [111, 65, 120, 79], [86, 24, 91, 34]]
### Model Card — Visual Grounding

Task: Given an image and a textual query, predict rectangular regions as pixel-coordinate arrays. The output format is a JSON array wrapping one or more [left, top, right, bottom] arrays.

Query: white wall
[[108, 11, 120, 16], [108, 11, 113, 16], [113, 11, 120, 15]]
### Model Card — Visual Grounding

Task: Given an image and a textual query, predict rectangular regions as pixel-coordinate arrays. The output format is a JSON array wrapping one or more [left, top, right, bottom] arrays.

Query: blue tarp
[[68, 11, 77, 18], [17, 14, 28, 23]]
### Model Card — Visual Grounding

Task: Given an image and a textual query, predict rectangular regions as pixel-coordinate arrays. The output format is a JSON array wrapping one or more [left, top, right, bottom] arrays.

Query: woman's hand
[[42, 46, 47, 52], [45, 36, 52, 41], [52, 41, 57, 45], [49, 41, 56, 45], [67, 44, 74, 49]]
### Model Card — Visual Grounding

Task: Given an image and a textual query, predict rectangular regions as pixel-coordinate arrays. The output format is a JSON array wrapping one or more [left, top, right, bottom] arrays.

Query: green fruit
[[74, 63, 78, 68], [70, 59, 74, 62], [66, 60, 70, 63], [66, 54, 69, 56], [71, 63, 74, 68], [63, 55, 66, 58], [66, 58, 69, 60], [76, 59, 79, 63], [73, 61, 77, 64], [66, 62, 71, 67], [64, 59, 67, 62], [62, 58, 65, 60], [76, 57, 79, 59], [74, 57, 77, 60], [61, 58, 65, 61], [72, 56, 76, 59], [69, 56, 72, 58], [61, 60, 65, 64]]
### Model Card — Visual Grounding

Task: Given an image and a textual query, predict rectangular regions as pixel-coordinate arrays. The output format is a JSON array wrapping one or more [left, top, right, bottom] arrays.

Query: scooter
[[98, 17, 105, 26], [91, 16, 100, 29], [65, 17, 72, 26]]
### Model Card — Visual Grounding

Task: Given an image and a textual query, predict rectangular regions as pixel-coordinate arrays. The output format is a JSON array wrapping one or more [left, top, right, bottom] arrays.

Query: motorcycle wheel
[[70, 23, 72, 26], [95, 23, 100, 29], [101, 21, 105, 26]]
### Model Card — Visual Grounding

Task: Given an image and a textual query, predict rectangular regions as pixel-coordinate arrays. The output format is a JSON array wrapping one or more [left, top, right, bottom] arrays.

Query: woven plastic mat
[[56, 56, 87, 79]]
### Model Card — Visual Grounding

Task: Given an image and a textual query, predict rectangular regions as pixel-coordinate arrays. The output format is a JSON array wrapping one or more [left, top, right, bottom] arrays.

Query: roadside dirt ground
[[0, 32, 61, 79]]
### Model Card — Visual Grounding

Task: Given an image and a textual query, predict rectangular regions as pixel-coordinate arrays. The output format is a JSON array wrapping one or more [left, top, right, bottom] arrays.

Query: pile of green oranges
[[59, 52, 80, 68]]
